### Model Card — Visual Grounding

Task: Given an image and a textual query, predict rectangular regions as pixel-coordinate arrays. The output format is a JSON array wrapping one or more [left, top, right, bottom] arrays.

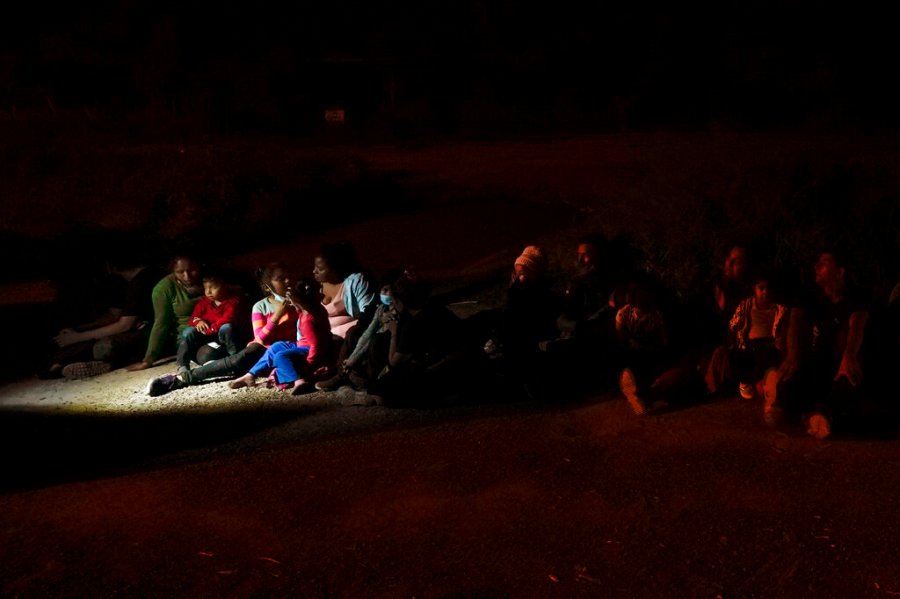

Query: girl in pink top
[[229, 278, 335, 394]]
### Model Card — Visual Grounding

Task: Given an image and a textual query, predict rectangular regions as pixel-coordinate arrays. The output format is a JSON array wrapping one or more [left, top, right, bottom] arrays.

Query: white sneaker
[[738, 383, 755, 400]]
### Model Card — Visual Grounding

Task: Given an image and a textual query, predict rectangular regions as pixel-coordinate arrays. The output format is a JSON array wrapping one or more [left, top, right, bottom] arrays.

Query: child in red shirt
[[175, 273, 245, 381]]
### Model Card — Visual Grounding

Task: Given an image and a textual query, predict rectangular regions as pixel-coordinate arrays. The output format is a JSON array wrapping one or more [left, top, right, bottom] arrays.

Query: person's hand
[[54, 328, 82, 347], [378, 308, 398, 326], [385, 320, 398, 335], [195, 321, 210, 334], [126, 360, 152, 372], [777, 354, 800, 382], [835, 353, 863, 386]]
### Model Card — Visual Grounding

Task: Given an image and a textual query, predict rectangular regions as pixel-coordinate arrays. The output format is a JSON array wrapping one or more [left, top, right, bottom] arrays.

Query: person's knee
[[180, 328, 200, 342], [218, 324, 233, 339], [92, 337, 112, 361]]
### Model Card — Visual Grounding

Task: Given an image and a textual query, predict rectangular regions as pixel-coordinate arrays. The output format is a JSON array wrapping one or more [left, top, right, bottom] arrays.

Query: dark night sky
[[2, 1, 897, 133]]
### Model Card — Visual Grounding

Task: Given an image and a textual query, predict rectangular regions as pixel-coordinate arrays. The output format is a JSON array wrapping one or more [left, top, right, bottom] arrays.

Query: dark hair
[[379, 267, 406, 289], [255, 262, 286, 293], [204, 275, 225, 286], [820, 248, 850, 271], [318, 242, 360, 281], [289, 277, 322, 309], [169, 255, 200, 271], [393, 271, 430, 310], [577, 232, 605, 251]]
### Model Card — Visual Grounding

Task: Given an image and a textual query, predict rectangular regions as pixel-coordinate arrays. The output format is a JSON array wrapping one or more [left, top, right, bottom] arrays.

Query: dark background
[[1, 1, 898, 380], [2, 1, 897, 136]]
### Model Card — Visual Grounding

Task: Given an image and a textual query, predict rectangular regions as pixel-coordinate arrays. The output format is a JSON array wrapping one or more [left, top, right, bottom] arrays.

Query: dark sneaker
[[347, 371, 369, 391], [314, 371, 349, 392], [619, 368, 647, 416], [62, 361, 112, 380], [146, 374, 185, 397]]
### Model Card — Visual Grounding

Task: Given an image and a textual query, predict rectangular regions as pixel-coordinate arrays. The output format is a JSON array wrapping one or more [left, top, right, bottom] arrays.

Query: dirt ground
[[2, 135, 899, 597]]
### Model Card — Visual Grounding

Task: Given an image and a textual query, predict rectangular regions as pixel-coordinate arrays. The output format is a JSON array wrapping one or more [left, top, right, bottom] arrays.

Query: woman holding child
[[127, 256, 204, 372], [146, 263, 298, 395]]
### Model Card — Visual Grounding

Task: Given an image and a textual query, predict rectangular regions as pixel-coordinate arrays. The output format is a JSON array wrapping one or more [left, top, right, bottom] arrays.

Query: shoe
[[619, 368, 647, 416], [314, 371, 349, 392], [738, 383, 755, 400], [62, 361, 112, 380], [806, 413, 832, 440], [146, 374, 185, 397], [347, 371, 369, 391]]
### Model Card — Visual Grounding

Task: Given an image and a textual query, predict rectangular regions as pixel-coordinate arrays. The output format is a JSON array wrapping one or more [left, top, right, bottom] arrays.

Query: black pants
[[779, 353, 863, 431], [189, 342, 267, 382]]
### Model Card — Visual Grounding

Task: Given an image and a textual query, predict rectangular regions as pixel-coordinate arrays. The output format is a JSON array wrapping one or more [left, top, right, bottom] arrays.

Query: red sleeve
[[190, 298, 211, 327], [300, 310, 333, 367], [207, 298, 241, 333]]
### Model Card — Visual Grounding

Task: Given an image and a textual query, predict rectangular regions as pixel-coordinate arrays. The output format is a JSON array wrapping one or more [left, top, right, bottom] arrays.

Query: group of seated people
[[43, 237, 899, 441]]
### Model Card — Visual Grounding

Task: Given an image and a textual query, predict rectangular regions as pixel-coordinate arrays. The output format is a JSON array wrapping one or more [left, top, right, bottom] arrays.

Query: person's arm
[[773, 304, 788, 351], [778, 307, 804, 382], [128, 279, 172, 370], [385, 320, 411, 367], [189, 299, 212, 333], [346, 309, 385, 367], [253, 302, 290, 345], [614, 306, 629, 346], [344, 273, 377, 319], [71, 309, 122, 333], [728, 300, 746, 334], [206, 299, 240, 333], [55, 314, 136, 346], [836, 311, 868, 386]]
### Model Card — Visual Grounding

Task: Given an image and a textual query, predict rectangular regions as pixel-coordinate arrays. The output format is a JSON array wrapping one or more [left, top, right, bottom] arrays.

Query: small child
[[728, 270, 787, 399], [315, 268, 403, 392], [175, 272, 244, 382], [616, 276, 670, 415], [229, 278, 335, 394]]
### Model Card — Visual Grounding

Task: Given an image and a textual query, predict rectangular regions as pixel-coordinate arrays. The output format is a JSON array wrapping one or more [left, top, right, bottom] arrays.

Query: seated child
[[616, 276, 671, 415], [175, 272, 245, 382], [315, 268, 404, 392], [366, 272, 467, 407], [228, 278, 334, 394], [728, 270, 787, 399]]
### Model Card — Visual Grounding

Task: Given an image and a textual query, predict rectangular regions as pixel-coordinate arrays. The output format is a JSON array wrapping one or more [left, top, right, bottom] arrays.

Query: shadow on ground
[[0, 406, 325, 492]]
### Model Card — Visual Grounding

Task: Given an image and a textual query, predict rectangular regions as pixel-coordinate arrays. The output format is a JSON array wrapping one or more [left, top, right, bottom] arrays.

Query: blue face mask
[[380, 293, 393, 306]]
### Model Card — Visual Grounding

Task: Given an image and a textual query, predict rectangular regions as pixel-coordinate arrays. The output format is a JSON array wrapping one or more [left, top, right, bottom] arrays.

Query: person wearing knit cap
[[513, 245, 547, 284], [483, 245, 561, 388]]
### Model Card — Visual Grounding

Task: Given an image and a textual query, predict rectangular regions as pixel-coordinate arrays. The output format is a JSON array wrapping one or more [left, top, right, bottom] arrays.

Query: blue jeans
[[248, 341, 310, 384], [176, 324, 238, 368]]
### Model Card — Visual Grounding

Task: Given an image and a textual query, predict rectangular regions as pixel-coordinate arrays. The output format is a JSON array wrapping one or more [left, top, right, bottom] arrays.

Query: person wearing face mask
[[127, 256, 204, 372], [315, 268, 405, 393], [146, 263, 298, 396]]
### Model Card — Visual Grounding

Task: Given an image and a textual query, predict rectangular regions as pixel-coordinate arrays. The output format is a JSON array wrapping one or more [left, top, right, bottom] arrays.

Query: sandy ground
[[0, 360, 381, 416]]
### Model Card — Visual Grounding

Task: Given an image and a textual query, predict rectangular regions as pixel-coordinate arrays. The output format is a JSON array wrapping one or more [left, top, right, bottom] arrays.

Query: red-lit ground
[[2, 397, 900, 598]]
